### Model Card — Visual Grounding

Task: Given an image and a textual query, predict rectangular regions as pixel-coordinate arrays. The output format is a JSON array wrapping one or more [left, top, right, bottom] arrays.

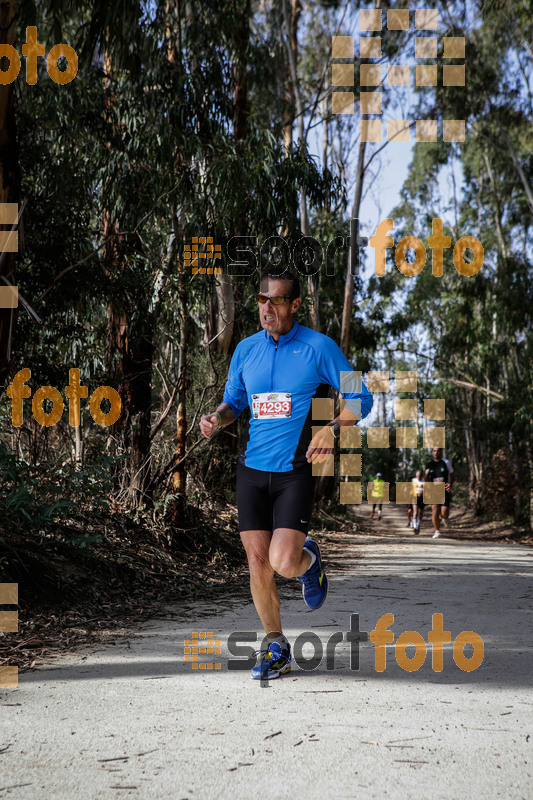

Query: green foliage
[[0, 442, 111, 545], [0, 441, 71, 533], [362, 0, 533, 520], [3, 0, 531, 532]]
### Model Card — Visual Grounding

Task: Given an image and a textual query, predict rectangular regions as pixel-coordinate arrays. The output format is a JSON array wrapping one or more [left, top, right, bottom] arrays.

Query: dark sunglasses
[[255, 293, 293, 306]]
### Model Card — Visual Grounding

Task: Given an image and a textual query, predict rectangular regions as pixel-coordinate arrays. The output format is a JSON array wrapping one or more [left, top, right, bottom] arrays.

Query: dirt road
[[1, 507, 531, 798]]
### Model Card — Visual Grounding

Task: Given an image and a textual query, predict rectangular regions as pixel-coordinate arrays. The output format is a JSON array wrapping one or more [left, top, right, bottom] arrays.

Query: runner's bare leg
[[240, 529, 310, 636]]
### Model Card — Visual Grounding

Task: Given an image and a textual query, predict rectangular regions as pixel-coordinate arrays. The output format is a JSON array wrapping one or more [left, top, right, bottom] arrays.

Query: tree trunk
[[233, 0, 250, 142], [495, 116, 533, 216], [482, 150, 508, 263], [215, 272, 235, 354], [171, 255, 189, 523], [172, 394, 186, 522], [105, 260, 155, 508], [464, 388, 483, 514], [526, 438, 533, 531], [340, 140, 366, 356], [103, 51, 154, 508], [212, 0, 251, 354], [322, 96, 330, 214], [282, 0, 299, 154], [339, 0, 382, 355], [74, 424, 84, 471], [508, 431, 522, 523], [281, 0, 319, 328], [166, 0, 194, 524], [0, 1, 20, 389]]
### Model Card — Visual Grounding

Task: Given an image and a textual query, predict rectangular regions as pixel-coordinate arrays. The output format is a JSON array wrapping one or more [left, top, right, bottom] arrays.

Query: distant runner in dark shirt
[[424, 447, 454, 538]]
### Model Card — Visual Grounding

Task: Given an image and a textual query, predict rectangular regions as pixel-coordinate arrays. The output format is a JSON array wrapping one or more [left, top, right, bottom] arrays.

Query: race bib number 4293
[[252, 392, 291, 420]]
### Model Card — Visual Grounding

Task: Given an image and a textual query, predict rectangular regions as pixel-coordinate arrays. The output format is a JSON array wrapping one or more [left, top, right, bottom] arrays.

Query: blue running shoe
[[251, 642, 291, 680], [297, 536, 328, 610]]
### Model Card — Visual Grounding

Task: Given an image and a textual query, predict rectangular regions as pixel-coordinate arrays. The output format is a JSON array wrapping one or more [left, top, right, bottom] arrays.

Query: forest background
[[0, 0, 532, 643]]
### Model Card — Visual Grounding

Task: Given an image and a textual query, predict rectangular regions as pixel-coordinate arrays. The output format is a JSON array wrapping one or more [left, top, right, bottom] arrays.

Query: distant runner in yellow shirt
[[370, 472, 385, 520]]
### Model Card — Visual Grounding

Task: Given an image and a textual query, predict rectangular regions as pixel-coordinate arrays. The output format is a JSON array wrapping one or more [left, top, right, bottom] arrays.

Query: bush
[[0, 441, 113, 544]]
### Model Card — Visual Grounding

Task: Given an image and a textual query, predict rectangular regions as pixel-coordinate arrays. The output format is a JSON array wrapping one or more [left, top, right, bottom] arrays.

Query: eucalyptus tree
[[0, 0, 21, 390], [365, 0, 533, 522]]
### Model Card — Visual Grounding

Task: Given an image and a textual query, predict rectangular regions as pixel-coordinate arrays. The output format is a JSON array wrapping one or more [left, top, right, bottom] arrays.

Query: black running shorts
[[416, 495, 425, 509], [236, 462, 316, 534]]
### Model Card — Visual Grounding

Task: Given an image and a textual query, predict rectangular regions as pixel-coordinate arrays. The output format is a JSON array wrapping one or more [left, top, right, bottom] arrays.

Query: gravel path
[[1, 507, 531, 799]]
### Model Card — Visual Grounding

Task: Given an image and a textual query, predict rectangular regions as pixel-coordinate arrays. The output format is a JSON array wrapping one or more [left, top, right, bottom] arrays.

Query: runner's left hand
[[306, 425, 334, 464]]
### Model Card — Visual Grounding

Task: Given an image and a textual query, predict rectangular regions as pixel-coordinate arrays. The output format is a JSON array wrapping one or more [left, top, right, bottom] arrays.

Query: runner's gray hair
[[260, 267, 300, 300]]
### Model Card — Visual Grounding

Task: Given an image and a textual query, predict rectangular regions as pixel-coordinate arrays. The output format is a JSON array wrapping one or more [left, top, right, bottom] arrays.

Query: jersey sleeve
[[222, 342, 249, 419], [315, 336, 373, 422]]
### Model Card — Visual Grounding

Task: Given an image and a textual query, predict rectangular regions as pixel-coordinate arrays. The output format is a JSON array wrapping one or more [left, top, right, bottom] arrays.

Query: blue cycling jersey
[[222, 321, 373, 472]]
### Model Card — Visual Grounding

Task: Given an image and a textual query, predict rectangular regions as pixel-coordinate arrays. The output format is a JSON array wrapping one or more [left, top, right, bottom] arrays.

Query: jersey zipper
[[270, 342, 277, 391]]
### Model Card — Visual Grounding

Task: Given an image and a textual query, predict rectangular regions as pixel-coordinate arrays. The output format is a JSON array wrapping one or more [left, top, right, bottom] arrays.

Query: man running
[[441, 455, 455, 529], [406, 497, 414, 528], [370, 473, 384, 519], [410, 469, 425, 534], [200, 267, 373, 679], [424, 447, 454, 538]]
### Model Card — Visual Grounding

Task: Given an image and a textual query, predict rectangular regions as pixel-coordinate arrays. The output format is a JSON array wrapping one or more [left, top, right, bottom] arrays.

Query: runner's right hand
[[200, 414, 220, 439], [306, 425, 334, 463]]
